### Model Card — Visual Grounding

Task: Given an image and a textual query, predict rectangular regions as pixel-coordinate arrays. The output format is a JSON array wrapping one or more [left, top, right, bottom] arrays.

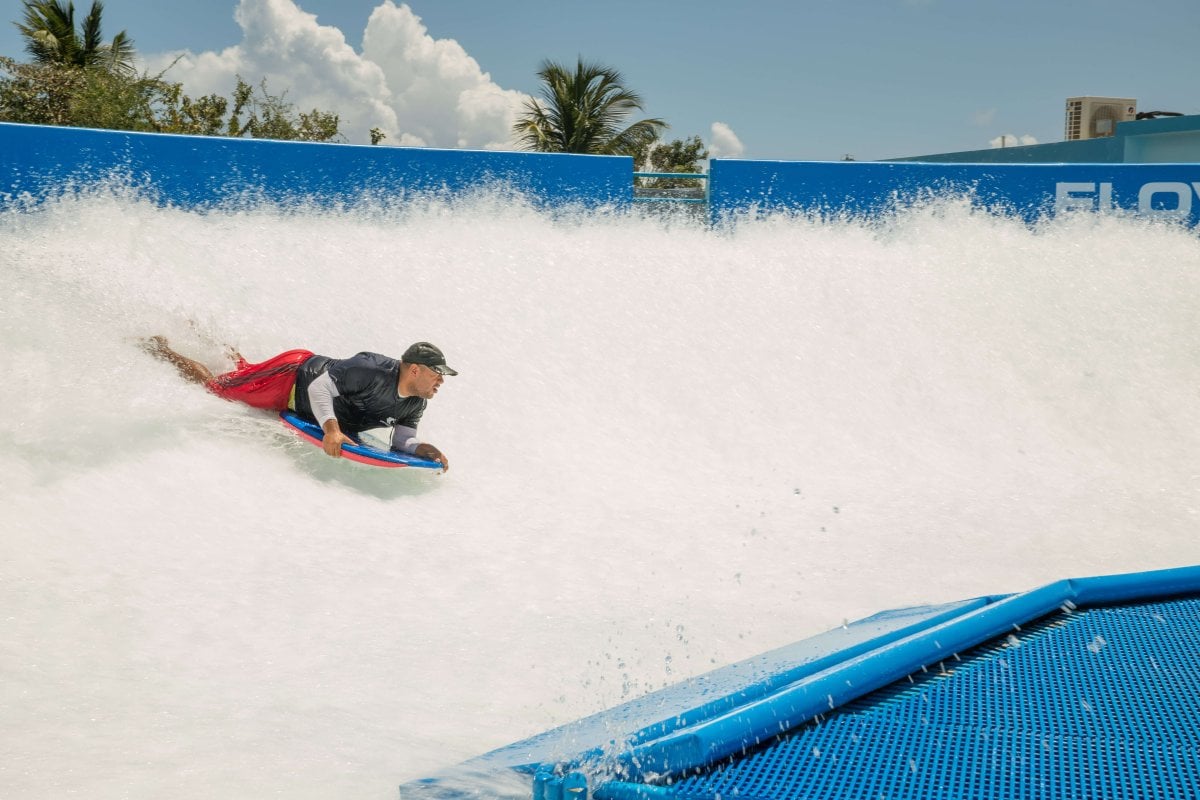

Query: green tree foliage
[[634, 134, 710, 191], [222, 77, 341, 142], [0, 56, 343, 142], [0, 56, 83, 125], [68, 64, 168, 130], [16, 0, 134, 76], [155, 82, 231, 136], [637, 135, 709, 172], [4, 0, 342, 141], [513, 57, 666, 156]]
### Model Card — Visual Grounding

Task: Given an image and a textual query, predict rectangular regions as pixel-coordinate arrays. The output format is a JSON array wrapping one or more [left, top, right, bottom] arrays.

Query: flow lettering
[[1055, 181, 1200, 218]]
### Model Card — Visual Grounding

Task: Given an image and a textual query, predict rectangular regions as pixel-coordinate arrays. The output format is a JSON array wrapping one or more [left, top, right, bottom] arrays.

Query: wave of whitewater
[[2, 188, 1198, 799]]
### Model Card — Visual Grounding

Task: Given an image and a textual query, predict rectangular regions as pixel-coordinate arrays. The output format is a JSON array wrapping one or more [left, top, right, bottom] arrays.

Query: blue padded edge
[[601, 564, 1200, 780], [405, 597, 990, 790]]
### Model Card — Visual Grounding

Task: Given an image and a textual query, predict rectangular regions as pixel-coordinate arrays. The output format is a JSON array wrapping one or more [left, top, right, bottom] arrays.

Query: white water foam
[[2, 189, 1199, 799]]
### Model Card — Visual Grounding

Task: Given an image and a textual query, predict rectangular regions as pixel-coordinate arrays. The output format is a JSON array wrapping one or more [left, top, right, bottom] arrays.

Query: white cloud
[[145, 0, 527, 147], [989, 133, 1039, 148], [708, 122, 744, 159], [361, 2, 526, 149]]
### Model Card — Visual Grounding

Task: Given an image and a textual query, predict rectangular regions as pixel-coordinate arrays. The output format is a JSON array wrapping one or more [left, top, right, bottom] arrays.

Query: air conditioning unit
[[1064, 96, 1137, 141]]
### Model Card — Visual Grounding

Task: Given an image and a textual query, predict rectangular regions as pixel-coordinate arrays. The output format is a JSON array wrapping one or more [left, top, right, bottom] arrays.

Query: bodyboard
[[279, 410, 442, 469]]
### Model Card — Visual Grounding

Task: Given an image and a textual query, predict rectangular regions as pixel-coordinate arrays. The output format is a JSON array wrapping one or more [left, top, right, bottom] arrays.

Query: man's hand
[[321, 419, 354, 458], [414, 443, 449, 473]]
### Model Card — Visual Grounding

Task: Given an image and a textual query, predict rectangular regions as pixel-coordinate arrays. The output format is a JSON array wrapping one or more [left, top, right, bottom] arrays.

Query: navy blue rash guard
[[291, 352, 425, 435]]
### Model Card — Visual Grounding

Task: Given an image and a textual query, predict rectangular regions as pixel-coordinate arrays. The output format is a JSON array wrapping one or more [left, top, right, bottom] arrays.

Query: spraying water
[[2, 188, 1199, 800]]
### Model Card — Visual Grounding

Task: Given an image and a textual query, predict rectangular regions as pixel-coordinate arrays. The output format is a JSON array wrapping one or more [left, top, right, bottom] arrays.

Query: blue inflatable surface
[[401, 564, 1200, 800]]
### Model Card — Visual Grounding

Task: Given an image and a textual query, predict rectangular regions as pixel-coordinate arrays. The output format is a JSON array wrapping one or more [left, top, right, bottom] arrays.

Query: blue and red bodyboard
[[280, 410, 443, 469]]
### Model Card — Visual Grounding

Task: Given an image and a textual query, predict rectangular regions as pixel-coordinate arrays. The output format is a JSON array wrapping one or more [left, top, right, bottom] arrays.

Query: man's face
[[409, 364, 445, 399]]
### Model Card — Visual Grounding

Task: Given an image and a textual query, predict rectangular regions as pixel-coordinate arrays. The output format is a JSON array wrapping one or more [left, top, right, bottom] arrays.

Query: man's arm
[[390, 424, 421, 454], [389, 425, 448, 472], [308, 372, 354, 458]]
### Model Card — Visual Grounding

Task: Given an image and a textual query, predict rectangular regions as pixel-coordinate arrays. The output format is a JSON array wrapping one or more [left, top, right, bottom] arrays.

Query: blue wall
[[708, 159, 1200, 226], [890, 137, 1122, 164], [1122, 114, 1200, 162], [0, 122, 632, 209], [5, 122, 1199, 227]]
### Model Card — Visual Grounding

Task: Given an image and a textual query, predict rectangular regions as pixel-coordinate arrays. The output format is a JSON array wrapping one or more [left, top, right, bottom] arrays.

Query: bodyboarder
[[142, 336, 455, 472]]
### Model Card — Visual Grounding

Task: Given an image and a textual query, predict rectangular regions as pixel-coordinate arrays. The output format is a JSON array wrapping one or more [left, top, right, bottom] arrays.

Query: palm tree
[[15, 0, 135, 76], [513, 58, 666, 156]]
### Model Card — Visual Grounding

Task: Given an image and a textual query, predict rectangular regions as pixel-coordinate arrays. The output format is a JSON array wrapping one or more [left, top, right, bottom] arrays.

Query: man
[[142, 336, 455, 471]]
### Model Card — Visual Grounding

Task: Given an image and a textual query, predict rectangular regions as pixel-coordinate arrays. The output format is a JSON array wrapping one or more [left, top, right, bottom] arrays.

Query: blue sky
[[2, 0, 1198, 160]]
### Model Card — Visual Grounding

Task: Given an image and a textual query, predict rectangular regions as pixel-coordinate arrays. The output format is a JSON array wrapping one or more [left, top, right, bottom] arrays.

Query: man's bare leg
[[140, 336, 216, 385]]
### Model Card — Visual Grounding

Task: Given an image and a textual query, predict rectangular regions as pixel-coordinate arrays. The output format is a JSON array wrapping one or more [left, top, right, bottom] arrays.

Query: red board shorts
[[205, 349, 315, 410]]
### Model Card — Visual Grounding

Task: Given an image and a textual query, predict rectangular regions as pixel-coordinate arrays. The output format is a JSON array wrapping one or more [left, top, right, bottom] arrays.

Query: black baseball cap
[[402, 341, 458, 376]]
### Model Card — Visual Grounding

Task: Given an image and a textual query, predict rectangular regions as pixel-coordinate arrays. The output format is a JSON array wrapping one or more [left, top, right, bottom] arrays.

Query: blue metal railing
[[632, 171, 708, 204]]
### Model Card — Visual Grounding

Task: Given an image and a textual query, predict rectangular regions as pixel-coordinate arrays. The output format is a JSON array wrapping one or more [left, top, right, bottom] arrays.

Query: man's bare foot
[[139, 335, 215, 384], [225, 345, 247, 370], [138, 335, 170, 356]]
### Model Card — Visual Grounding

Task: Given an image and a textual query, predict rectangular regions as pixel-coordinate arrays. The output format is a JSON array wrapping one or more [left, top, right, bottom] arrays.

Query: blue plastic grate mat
[[651, 597, 1200, 800]]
